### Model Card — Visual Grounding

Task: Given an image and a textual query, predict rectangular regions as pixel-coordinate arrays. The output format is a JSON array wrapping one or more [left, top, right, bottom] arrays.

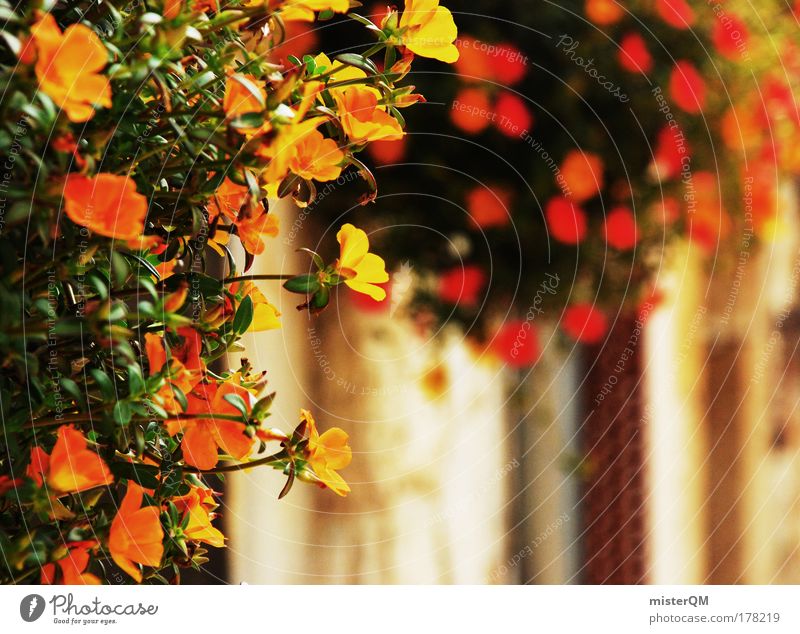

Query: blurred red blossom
[[466, 184, 512, 229], [562, 303, 608, 344], [712, 15, 749, 61], [492, 319, 541, 367], [493, 92, 532, 137], [604, 206, 638, 250], [560, 150, 604, 202], [669, 61, 706, 114], [618, 33, 653, 74], [546, 196, 588, 244], [437, 265, 487, 308], [656, 0, 695, 29]]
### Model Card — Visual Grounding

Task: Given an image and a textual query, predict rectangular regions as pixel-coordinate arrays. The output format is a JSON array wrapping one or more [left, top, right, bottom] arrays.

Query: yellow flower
[[398, 0, 459, 63], [301, 409, 352, 497], [229, 281, 282, 331], [334, 86, 404, 144], [289, 129, 344, 182], [277, 0, 349, 22], [335, 223, 389, 301], [257, 116, 325, 184], [30, 13, 112, 122], [171, 486, 225, 548], [235, 211, 280, 255]]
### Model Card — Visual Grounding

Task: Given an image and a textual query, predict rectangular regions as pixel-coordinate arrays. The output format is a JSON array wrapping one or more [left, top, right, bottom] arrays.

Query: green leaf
[[334, 53, 379, 75], [113, 400, 132, 426], [128, 365, 145, 397], [232, 295, 253, 334], [90, 369, 116, 401], [250, 392, 276, 421], [110, 461, 160, 489], [222, 392, 249, 419], [283, 274, 320, 294]]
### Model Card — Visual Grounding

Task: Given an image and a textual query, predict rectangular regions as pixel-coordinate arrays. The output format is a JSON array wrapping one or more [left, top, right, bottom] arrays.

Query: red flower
[[437, 265, 487, 308], [562, 304, 608, 344], [618, 33, 653, 74], [669, 61, 706, 114], [604, 206, 638, 250], [655, 0, 694, 29], [491, 320, 540, 368], [545, 196, 587, 244], [712, 15, 749, 60], [493, 92, 533, 137], [493, 43, 528, 85], [466, 184, 512, 229], [451, 87, 492, 134]]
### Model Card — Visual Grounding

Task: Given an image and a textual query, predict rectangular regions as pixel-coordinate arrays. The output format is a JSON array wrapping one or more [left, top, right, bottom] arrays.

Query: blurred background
[[217, 0, 800, 583]]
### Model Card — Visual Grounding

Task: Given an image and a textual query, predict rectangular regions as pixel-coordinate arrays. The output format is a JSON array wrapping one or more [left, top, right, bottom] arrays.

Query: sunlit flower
[[545, 196, 587, 244], [167, 382, 255, 470], [29, 13, 111, 122], [229, 281, 282, 331], [235, 211, 280, 255], [398, 0, 459, 63], [335, 223, 390, 301], [109, 481, 164, 583], [560, 150, 604, 202], [277, 0, 349, 22], [207, 176, 254, 223], [258, 117, 326, 184], [301, 409, 352, 496], [63, 173, 147, 241], [171, 486, 225, 547], [562, 304, 608, 344], [223, 73, 266, 122], [289, 129, 344, 182], [27, 426, 112, 495], [334, 86, 404, 144], [145, 332, 198, 413], [41, 543, 101, 585]]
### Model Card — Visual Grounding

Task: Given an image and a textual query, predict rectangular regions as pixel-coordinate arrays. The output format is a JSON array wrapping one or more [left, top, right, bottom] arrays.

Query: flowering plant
[[0, 0, 457, 583]]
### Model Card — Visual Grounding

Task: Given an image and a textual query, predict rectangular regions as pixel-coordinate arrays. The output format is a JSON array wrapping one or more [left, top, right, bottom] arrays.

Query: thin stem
[[195, 450, 285, 474], [223, 274, 296, 284]]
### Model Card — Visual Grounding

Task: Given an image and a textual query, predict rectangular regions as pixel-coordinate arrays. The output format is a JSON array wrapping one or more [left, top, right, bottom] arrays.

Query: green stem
[[195, 450, 285, 474]]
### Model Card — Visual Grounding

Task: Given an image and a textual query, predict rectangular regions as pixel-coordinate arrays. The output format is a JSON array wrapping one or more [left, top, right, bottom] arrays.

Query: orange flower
[[171, 486, 225, 547], [398, 0, 459, 63], [466, 184, 512, 229], [207, 176, 254, 222], [334, 87, 404, 144], [289, 129, 344, 182], [27, 426, 112, 495], [235, 212, 280, 256], [145, 333, 197, 414], [545, 196, 587, 244], [301, 409, 352, 496], [223, 73, 266, 122], [167, 382, 255, 470], [29, 13, 111, 122], [63, 173, 147, 241], [258, 117, 326, 185], [41, 543, 101, 585], [109, 481, 164, 582], [560, 150, 604, 203], [335, 223, 390, 301]]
